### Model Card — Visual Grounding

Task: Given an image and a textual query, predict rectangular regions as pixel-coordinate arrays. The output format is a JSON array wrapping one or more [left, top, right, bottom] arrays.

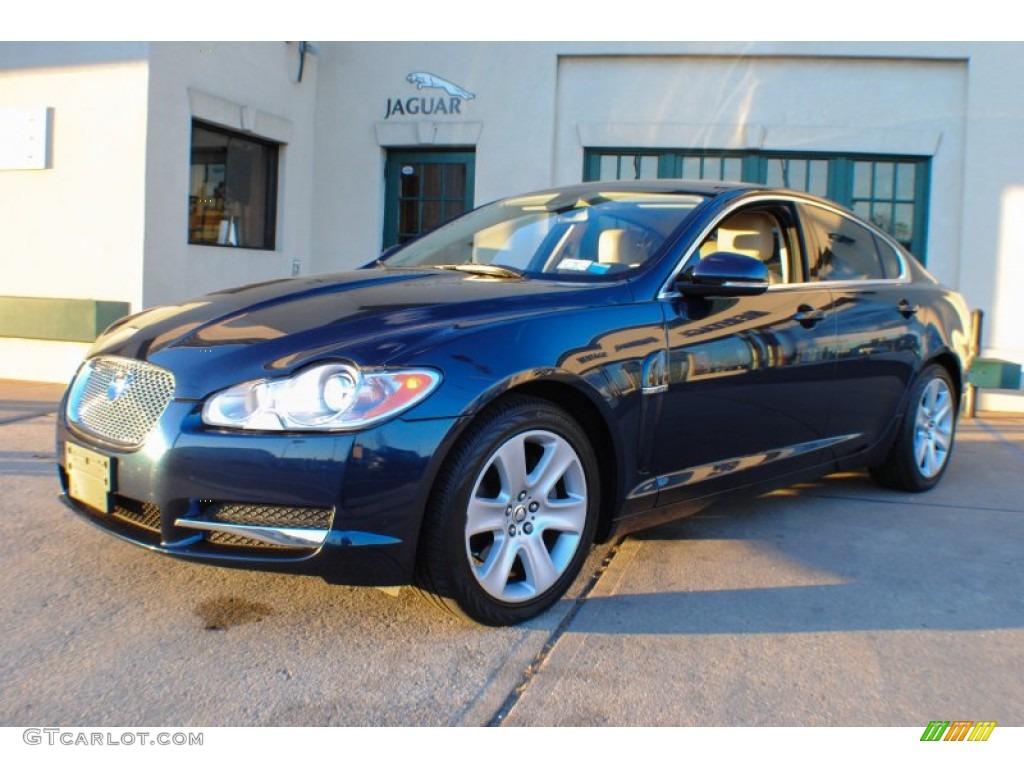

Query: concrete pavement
[[0, 378, 1021, 726]]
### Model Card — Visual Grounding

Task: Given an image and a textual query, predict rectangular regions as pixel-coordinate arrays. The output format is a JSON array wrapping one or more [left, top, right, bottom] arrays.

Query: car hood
[[88, 268, 630, 399]]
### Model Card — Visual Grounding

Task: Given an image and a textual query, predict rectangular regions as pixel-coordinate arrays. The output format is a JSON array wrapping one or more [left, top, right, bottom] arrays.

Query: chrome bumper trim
[[174, 519, 328, 548], [628, 432, 864, 499]]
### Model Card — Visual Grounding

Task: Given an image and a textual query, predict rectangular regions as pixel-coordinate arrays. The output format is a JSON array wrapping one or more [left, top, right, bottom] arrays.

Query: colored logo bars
[[920, 721, 997, 741]]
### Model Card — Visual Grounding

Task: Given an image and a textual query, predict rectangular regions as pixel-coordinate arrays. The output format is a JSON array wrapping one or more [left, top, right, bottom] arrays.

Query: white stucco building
[[1, 41, 1022, 410]]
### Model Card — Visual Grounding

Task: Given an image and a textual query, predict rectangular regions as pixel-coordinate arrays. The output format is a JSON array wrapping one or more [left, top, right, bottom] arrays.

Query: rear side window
[[873, 235, 905, 278], [801, 204, 887, 281]]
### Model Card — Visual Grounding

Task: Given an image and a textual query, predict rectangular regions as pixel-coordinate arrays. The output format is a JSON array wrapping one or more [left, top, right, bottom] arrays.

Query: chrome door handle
[[794, 305, 826, 325]]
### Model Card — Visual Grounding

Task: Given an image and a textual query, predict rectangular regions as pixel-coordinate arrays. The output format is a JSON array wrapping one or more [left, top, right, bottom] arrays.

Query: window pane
[[422, 200, 442, 232], [789, 161, 807, 190], [871, 202, 893, 232], [443, 200, 464, 221], [599, 155, 618, 180], [874, 163, 894, 198], [422, 164, 443, 198], [722, 157, 742, 181], [853, 161, 872, 199], [399, 199, 419, 236], [682, 156, 701, 179], [895, 163, 916, 200], [702, 159, 722, 180], [443, 163, 466, 197], [808, 160, 829, 196], [400, 165, 420, 196], [638, 155, 659, 179], [189, 121, 277, 249], [894, 203, 914, 247]]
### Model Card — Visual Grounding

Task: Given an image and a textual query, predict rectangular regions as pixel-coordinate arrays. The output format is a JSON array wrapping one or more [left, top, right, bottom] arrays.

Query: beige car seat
[[706, 211, 784, 283], [598, 229, 646, 267]]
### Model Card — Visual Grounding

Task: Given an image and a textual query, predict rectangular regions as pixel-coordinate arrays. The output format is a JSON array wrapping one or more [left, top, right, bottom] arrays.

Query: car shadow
[[568, 467, 1024, 636]]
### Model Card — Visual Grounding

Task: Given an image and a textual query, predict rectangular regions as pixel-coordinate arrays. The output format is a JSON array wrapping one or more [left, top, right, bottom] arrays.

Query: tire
[[870, 364, 957, 492], [416, 396, 599, 626]]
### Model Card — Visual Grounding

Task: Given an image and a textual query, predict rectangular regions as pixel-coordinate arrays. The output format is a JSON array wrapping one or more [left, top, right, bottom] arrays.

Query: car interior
[[698, 210, 788, 284]]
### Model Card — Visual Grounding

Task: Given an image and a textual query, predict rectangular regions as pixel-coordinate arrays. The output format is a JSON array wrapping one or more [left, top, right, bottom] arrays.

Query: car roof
[[522, 179, 764, 198]]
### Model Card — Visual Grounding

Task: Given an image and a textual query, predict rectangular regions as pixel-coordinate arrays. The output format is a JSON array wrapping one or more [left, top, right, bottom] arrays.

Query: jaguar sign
[[384, 72, 475, 119]]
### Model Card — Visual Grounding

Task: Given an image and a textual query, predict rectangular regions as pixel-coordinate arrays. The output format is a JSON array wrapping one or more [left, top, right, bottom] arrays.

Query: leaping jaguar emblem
[[107, 371, 132, 402], [406, 72, 475, 100]]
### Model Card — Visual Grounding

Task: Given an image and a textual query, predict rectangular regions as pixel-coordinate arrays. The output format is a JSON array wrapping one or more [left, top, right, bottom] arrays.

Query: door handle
[[793, 305, 826, 326], [897, 299, 919, 317]]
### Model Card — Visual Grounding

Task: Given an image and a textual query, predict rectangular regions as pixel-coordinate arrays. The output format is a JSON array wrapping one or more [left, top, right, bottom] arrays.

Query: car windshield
[[379, 190, 705, 279]]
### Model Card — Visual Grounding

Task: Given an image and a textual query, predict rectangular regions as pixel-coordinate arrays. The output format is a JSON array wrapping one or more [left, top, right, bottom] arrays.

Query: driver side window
[[697, 208, 793, 284]]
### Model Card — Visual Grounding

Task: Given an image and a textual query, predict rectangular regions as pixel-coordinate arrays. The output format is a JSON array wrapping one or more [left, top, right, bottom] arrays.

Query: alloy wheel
[[913, 377, 954, 478], [464, 429, 588, 603]]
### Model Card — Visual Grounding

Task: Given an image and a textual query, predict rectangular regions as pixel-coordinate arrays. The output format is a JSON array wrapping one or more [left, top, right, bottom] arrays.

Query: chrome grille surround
[[174, 502, 335, 550], [66, 356, 176, 447]]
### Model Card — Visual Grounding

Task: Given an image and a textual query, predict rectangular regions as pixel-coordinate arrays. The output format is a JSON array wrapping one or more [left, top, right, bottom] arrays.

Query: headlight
[[201, 363, 441, 431]]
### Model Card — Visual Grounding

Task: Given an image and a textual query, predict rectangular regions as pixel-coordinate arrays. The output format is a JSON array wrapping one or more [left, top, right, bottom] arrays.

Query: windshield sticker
[[587, 262, 611, 274], [558, 259, 593, 272]]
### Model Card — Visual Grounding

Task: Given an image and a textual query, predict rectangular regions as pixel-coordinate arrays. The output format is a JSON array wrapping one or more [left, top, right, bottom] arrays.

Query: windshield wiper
[[435, 264, 526, 279]]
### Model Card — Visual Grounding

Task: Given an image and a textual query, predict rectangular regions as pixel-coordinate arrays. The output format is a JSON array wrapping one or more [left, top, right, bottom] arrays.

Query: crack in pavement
[[0, 409, 57, 426], [487, 538, 623, 726]]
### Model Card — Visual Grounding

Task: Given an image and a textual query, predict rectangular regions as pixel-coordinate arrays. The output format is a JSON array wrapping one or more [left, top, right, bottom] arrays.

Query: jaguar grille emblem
[[107, 371, 132, 401]]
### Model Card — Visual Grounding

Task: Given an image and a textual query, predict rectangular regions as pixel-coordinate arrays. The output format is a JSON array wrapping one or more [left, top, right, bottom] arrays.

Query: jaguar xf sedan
[[57, 181, 971, 625]]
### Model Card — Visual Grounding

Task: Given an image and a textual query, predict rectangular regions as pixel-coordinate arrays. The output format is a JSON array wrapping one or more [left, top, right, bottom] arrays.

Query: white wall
[[142, 41, 319, 308], [955, 44, 1024, 411], [0, 43, 149, 307], [0, 42, 150, 381]]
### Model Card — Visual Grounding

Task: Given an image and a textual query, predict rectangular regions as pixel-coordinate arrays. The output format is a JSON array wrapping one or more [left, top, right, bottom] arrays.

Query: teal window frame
[[584, 149, 931, 261], [383, 148, 476, 248]]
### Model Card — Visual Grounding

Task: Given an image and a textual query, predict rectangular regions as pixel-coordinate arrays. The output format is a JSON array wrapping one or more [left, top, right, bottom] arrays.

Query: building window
[[671, 153, 745, 182], [189, 120, 279, 249], [584, 149, 930, 260], [850, 159, 920, 253], [763, 156, 829, 197], [596, 153, 660, 180]]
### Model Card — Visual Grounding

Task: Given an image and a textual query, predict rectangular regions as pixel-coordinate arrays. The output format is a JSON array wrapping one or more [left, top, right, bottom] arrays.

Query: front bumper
[[57, 396, 459, 586]]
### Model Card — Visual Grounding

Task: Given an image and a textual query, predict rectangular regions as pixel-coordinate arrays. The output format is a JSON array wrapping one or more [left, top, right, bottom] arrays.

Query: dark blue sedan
[[57, 181, 971, 625]]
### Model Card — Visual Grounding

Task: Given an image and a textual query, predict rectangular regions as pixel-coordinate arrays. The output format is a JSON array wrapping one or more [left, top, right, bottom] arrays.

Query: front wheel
[[871, 364, 958, 492], [416, 396, 599, 626]]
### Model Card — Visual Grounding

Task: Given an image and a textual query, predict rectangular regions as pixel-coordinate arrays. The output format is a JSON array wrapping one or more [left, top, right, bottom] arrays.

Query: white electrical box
[[0, 107, 49, 170]]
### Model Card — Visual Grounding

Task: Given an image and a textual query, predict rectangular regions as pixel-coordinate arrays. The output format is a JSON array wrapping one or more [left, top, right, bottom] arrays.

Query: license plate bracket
[[66, 442, 113, 514]]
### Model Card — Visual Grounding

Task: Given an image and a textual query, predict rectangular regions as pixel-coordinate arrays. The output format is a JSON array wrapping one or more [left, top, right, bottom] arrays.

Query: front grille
[[66, 356, 175, 447], [204, 503, 333, 530], [111, 497, 162, 534]]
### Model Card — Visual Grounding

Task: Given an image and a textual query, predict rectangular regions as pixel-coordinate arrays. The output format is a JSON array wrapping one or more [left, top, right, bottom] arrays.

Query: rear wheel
[[871, 364, 957, 492], [416, 396, 599, 626]]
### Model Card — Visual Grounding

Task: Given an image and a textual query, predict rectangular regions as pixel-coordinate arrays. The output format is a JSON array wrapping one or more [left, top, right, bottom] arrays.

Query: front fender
[[397, 301, 668, 520]]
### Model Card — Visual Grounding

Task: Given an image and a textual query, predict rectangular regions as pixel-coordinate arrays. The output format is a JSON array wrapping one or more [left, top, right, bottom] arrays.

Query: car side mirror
[[676, 251, 770, 297]]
